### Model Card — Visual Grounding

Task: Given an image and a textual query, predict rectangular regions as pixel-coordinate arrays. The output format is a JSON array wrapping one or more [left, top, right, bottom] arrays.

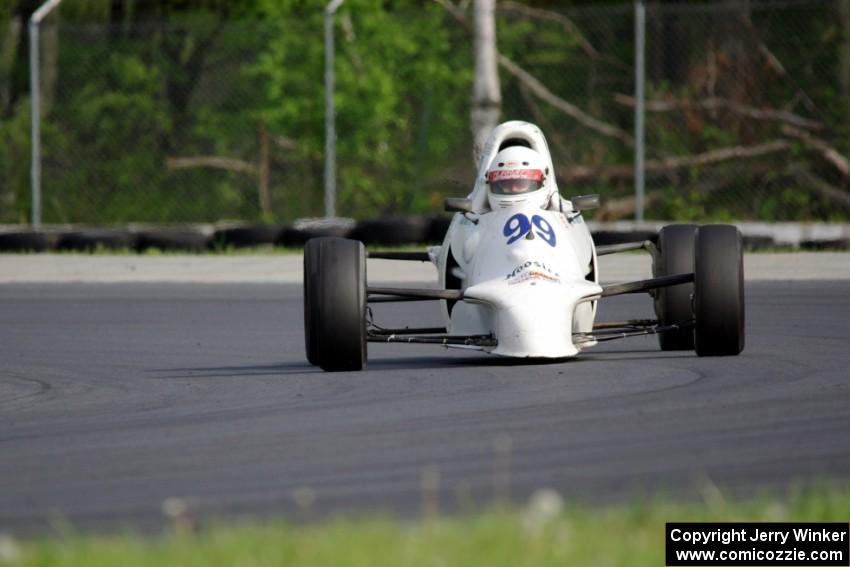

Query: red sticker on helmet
[[487, 169, 544, 182]]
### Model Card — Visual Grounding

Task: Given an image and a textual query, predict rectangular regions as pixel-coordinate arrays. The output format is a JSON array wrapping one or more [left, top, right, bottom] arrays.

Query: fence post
[[634, 0, 646, 223], [324, 0, 345, 218], [29, 0, 64, 229], [28, 18, 40, 228]]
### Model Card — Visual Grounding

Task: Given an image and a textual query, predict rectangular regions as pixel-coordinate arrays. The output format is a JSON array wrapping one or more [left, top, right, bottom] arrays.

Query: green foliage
[[44, 46, 172, 222], [8, 484, 850, 566], [1, 1, 848, 223], [0, 98, 30, 223], [250, 1, 471, 217]]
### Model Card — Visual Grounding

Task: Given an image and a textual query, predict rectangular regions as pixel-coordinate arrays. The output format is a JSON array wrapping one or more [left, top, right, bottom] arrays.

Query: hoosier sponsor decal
[[506, 260, 561, 285]]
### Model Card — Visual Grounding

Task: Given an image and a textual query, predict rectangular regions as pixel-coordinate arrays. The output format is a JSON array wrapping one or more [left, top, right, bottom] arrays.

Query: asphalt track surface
[[1, 279, 849, 535]]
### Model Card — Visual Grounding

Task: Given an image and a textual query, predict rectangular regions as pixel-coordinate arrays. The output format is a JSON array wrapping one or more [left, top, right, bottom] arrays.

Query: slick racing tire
[[304, 237, 367, 371], [693, 225, 745, 356], [303, 238, 320, 366], [653, 224, 697, 350]]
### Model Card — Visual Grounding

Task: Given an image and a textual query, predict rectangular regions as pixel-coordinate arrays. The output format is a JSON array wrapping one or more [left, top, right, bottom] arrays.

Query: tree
[[470, 0, 500, 164]]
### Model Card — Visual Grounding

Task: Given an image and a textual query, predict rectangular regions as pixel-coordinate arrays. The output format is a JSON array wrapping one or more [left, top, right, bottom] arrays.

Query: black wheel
[[303, 237, 367, 371], [694, 225, 745, 356], [653, 224, 697, 350], [303, 239, 320, 366]]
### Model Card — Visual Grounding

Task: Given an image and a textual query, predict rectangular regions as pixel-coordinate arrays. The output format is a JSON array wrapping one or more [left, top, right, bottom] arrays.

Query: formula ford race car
[[304, 121, 744, 371]]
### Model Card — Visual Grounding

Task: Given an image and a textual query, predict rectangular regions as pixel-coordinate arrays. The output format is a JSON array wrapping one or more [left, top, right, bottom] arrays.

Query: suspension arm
[[601, 273, 693, 297]]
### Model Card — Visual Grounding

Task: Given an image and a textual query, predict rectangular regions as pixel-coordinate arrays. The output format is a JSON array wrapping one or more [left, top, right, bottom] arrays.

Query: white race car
[[304, 121, 744, 371]]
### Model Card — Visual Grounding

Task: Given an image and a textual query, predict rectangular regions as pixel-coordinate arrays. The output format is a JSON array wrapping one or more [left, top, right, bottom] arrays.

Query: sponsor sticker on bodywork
[[506, 260, 561, 285]]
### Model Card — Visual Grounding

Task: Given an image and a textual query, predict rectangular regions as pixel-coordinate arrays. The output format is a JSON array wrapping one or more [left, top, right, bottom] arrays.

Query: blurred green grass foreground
[[2, 484, 849, 567]]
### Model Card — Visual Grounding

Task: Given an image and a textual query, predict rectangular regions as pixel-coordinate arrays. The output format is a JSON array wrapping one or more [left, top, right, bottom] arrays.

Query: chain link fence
[[498, 0, 850, 222], [639, 0, 850, 222], [1, 0, 848, 225]]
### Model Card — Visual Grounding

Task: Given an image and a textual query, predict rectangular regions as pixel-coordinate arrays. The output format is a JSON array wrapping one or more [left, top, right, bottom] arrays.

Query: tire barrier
[[425, 215, 453, 244], [800, 238, 850, 250], [56, 228, 136, 251], [591, 229, 659, 246], [278, 217, 356, 247], [350, 216, 431, 246], [741, 234, 775, 250], [211, 224, 285, 249], [133, 226, 213, 252], [0, 230, 57, 252], [4, 220, 850, 252]]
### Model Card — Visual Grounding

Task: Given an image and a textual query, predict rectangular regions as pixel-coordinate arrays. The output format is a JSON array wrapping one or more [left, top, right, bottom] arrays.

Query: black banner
[[666, 523, 849, 566]]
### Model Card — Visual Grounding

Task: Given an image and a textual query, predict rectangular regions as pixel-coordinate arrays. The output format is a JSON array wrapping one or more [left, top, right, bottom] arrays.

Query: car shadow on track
[[576, 351, 698, 363], [148, 357, 500, 377], [364, 351, 693, 371], [148, 348, 697, 378], [147, 362, 318, 379]]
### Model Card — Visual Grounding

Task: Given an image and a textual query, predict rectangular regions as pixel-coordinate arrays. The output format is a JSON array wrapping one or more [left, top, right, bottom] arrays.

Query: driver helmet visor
[[487, 169, 544, 195]]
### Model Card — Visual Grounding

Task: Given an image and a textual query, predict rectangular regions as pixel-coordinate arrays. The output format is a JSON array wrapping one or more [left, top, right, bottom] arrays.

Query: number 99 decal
[[531, 215, 556, 246], [503, 213, 531, 244], [502, 213, 557, 247]]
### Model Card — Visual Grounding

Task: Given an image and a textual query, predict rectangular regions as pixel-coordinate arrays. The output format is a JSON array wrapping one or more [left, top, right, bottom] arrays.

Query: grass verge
[[3, 484, 849, 566]]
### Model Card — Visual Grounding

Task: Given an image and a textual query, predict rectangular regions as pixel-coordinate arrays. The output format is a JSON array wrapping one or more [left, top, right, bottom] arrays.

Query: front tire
[[303, 237, 367, 371], [653, 224, 697, 350], [694, 225, 745, 356]]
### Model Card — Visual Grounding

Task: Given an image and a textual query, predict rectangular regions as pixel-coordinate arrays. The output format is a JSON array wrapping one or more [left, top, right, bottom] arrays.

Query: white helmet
[[486, 146, 549, 210]]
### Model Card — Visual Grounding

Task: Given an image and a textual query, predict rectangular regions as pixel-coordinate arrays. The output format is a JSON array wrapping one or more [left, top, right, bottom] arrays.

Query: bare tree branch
[[594, 164, 774, 220], [340, 13, 364, 71], [737, 12, 786, 77], [435, 0, 469, 29], [614, 94, 823, 131], [165, 156, 259, 176], [781, 126, 850, 182], [497, 1, 599, 59], [594, 192, 662, 221], [786, 166, 850, 209], [436, 0, 634, 147], [498, 55, 634, 147], [272, 135, 298, 151], [560, 140, 791, 184]]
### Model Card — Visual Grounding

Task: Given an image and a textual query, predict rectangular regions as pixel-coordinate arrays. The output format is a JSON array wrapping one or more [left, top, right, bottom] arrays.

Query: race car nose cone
[[464, 279, 601, 358]]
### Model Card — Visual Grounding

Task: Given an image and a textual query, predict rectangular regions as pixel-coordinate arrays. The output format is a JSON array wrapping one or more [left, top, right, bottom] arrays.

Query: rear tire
[[653, 224, 697, 350], [303, 237, 367, 371], [694, 225, 745, 356], [303, 239, 320, 366]]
